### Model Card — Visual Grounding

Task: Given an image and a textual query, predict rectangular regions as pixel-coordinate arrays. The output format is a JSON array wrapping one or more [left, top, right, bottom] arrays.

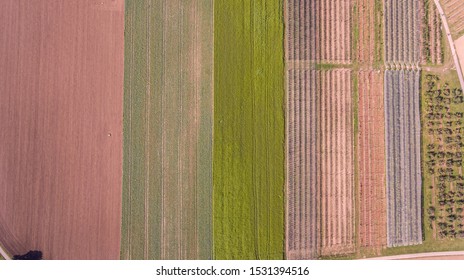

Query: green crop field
[[213, 0, 285, 259], [121, 0, 213, 260]]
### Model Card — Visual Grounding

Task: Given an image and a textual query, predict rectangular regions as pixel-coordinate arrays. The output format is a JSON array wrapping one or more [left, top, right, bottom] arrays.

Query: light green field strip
[[214, 0, 285, 259], [121, 0, 213, 260]]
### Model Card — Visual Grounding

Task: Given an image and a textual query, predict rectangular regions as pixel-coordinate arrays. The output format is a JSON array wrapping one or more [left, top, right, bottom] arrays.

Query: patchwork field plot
[[355, 0, 383, 64], [285, 68, 355, 259], [214, 0, 285, 260], [384, 0, 421, 67], [0, 0, 124, 259], [285, 68, 319, 259], [384, 70, 422, 247], [357, 70, 387, 252], [122, 0, 213, 260], [422, 0, 443, 64], [320, 69, 355, 256], [285, 0, 355, 259], [286, 0, 352, 64], [441, 0, 464, 37]]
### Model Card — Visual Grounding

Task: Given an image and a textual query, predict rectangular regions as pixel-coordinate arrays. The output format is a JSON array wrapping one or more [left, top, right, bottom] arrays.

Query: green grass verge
[[214, 0, 285, 260]]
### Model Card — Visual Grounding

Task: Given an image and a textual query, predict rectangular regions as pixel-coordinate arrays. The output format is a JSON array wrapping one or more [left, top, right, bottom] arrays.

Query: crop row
[[384, 0, 421, 67], [384, 70, 422, 247], [286, 69, 355, 258], [423, 1, 443, 64], [358, 70, 387, 250], [286, 69, 319, 259], [286, 0, 351, 64]]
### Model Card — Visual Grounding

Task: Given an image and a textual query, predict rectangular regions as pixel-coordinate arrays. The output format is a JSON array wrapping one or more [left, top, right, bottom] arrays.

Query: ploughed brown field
[[0, 0, 124, 259]]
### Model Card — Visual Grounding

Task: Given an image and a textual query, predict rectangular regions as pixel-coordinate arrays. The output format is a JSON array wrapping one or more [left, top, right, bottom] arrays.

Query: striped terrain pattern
[[286, 0, 352, 64], [285, 0, 319, 260], [214, 0, 285, 260], [121, 0, 213, 259], [384, 70, 422, 247], [319, 69, 355, 256], [357, 70, 387, 251], [285, 68, 319, 259], [285, 69, 355, 259], [442, 0, 464, 35], [356, 0, 378, 64], [423, 1, 443, 64], [285, 0, 355, 259], [384, 0, 421, 68]]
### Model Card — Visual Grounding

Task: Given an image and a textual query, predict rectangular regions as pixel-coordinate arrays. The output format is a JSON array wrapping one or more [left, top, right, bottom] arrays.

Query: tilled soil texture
[[442, 0, 464, 37], [121, 0, 213, 260], [0, 0, 124, 259], [384, 70, 422, 247], [384, 0, 421, 68], [357, 70, 386, 253], [285, 0, 355, 259]]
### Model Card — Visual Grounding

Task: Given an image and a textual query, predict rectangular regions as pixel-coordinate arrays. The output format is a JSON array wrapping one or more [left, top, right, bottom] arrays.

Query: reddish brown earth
[[357, 70, 387, 254], [0, 0, 124, 259]]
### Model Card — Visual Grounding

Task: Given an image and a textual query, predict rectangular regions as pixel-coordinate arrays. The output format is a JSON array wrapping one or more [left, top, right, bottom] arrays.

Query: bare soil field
[[0, 0, 124, 259], [357, 70, 386, 253], [441, 0, 464, 37], [121, 0, 213, 260]]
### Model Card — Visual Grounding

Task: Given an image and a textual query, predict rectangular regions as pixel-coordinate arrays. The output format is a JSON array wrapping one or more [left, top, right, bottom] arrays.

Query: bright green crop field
[[213, 0, 285, 259]]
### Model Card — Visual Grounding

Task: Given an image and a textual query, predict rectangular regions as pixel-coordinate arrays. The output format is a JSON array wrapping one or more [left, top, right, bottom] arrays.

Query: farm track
[[357, 70, 386, 251], [122, 0, 213, 260]]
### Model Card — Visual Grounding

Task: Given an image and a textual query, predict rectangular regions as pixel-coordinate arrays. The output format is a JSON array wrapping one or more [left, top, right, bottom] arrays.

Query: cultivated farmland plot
[[0, 0, 124, 260], [285, 0, 355, 259], [356, 0, 381, 64], [384, 0, 421, 68], [384, 70, 422, 247], [319, 69, 355, 256], [214, 0, 285, 260], [442, 0, 464, 36], [422, 1, 443, 64], [122, 0, 213, 260], [357, 70, 387, 251], [286, 0, 352, 65], [285, 68, 355, 259]]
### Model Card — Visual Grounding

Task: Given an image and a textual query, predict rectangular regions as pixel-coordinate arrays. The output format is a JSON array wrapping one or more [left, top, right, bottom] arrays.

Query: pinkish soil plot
[[0, 0, 124, 260]]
